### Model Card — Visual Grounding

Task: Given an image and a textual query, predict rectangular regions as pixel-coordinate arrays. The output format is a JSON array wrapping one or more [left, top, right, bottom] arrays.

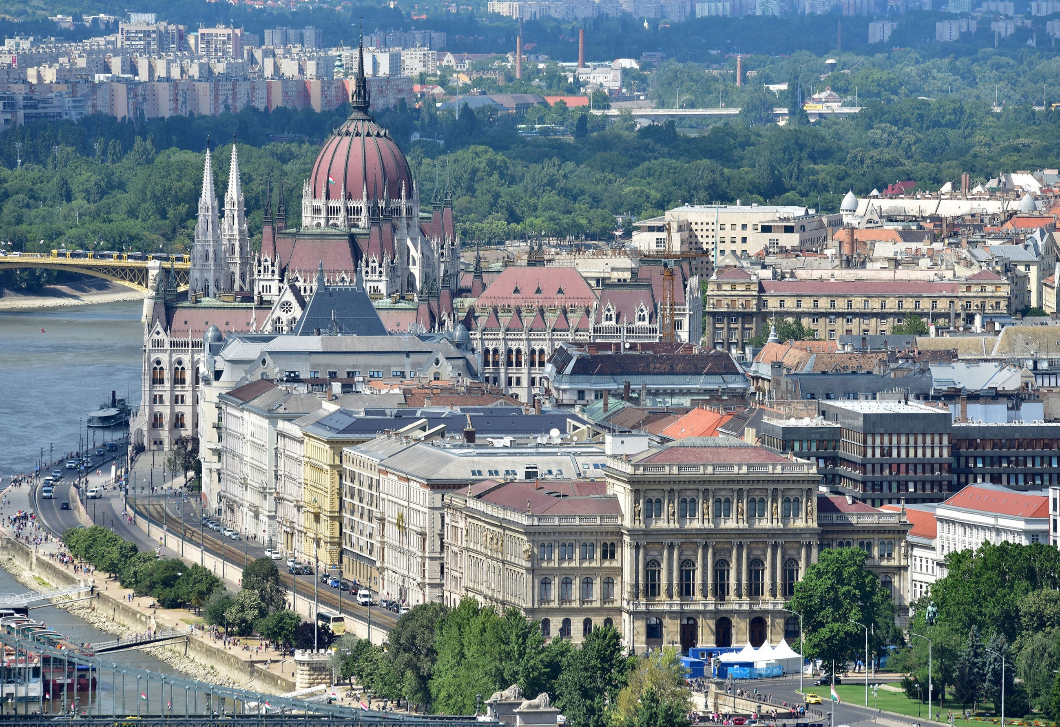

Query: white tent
[[770, 640, 804, 674], [718, 650, 752, 663], [736, 643, 757, 660], [752, 642, 776, 667]]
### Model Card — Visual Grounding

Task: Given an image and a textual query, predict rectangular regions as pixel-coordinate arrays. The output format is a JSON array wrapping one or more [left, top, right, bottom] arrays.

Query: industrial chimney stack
[[735, 54, 742, 87], [516, 35, 523, 79], [578, 28, 585, 69]]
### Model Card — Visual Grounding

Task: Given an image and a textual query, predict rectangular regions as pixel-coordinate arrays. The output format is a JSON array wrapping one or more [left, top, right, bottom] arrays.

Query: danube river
[[0, 301, 144, 479]]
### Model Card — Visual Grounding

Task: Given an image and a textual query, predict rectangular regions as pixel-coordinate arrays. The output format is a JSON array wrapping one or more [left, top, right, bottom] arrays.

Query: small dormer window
[[637, 306, 648, 324], [604, 306, 615, 324], [535, 285, 542, 294], [513, 285, 521, 295], [557, 286, 564, 295]]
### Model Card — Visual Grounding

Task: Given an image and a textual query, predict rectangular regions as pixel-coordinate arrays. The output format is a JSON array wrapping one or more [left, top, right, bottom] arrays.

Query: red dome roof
[[308, 117, 413, 203]]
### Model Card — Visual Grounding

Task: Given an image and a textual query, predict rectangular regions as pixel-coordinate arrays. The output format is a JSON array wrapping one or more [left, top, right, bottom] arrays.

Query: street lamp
[[781, 607, 805, 695], [849, 620, 868, 706], [985, 647, 1009, 727], [911, 632, 933, 721]]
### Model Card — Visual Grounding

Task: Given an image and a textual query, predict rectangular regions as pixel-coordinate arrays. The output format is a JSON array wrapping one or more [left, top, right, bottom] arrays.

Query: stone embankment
[[0, 538, 295, 694]]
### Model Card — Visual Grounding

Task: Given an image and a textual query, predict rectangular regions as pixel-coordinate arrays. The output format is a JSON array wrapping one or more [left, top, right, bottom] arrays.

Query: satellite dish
[[549, 428, 561, 438]]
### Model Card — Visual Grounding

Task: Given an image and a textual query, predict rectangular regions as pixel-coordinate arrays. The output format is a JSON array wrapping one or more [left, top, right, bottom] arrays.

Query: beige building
[[705, 268, 1011, 349], [444, 479, 624, 641]]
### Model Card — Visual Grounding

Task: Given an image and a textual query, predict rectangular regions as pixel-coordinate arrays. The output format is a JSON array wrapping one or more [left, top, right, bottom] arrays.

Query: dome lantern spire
[[349, 27, 371, 119]]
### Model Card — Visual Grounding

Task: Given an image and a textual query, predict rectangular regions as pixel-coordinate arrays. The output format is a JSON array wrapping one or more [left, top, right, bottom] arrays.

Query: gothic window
[[515, 349, 523, 367], [581, 577, 594, 600], [636, 306, 648, 324], [714, 559, 730, 599], [646, 559, 661, 597], [175, 413, 186, 429], [560, 577, 573, 602], [560, 618, 572, 639], [784, 558, 800, 597], [529, 350, 537, 368], [679, 498, 688, 518], [151, 413, 164, 429], [680, 559, 696, 598], [582, 618, 593, 637], [152, 361, 165, 386], [538, 348, 546, 367], [174, 361, 187, 386], [604, 305, 615, 323], [506, 349, 514, 367], [541, 619, 551, 638], [603, 577, 615, 600], [539, 578, 552, 602], [749, 559, 765, 597]]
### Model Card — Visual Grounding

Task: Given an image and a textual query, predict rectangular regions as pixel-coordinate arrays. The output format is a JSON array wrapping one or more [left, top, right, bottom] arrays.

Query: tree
[[1016, 627, 1060, 713], [629, 687, 691, 727], [983, 633, 1017, 716], [225, 589, 267, 636], [953, 626, 985, 709], [96, 538, 138, 578], [166, 435, 199, 484], [1048, 670, 1060, 723], [892, 315, 929, 335], [294, 621, 335, 651], [241, 558, 287, 613], [386, 602, 449, 709], [118, 551, 160, 593], [610, 645, 692, 727], [749, 317, 815, 347], [174, 565, 222, 612], [204, 590, 234, 627], [429, 598, 503, 715], [255, 610, 302, 647], [787, 548, 898, 674], [555, 626, 634, 727], [575, 115, 589, 139]]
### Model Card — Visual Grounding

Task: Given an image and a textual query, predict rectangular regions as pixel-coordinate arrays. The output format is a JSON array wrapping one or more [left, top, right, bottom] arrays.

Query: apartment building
[[196, 26, 244, 61], [118, 20, 184, 54], [951, 421, 1060, 491], [705, 268, 1010, 348]]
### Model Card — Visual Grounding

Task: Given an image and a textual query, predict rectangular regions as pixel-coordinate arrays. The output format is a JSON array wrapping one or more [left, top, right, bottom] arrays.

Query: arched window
[[175, 412, 186, 429], [881, 574, 893, 598], [603, 577, 615, 600], [152, 361, 165, 385], [784, 616, 800, 640], [604, 617, 614, 629], [654, 498, 662, 518], [515, 349, 523, 367], [540, 578, 552, 602], [151, 412, 164, 429], [560, 577, 573, 602], [714, 498, 722, 518], [783, 497, 792, 518], [583, 618, 593, 637], [538, 348, 546, 368], [581, 577, 594, 600], [749, 558, 765, 597], [679, 498, 688, 518], [540, 618, 551, 638], [646, 617, 662, 640], [755, 497, 766, 517], [714, 559, 730, 600], [603, 542, 616, 559], [491, 348, 500, 367], [859, 540, 874, 557], [723, 498, 732, 517], [560, 618, 572, 639], [688, 498, 697, 518], [792, 497, 801, 517], [174, 361, 186, 386], [784, 558, 800, 597], [646, 559, 661, 598], [680, 559, 696, 598], [529, 350, 537, 368], [506, 349, 514, 367], [580, 542, 595, 560]]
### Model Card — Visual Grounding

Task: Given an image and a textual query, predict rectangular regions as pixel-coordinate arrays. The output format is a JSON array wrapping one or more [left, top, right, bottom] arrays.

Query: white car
[[264, 549, 282, 560], [87, 487, 102, 499]]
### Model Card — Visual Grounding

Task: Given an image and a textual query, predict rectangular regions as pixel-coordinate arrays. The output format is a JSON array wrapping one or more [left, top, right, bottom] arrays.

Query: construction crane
[[661, 221, 676, 343]]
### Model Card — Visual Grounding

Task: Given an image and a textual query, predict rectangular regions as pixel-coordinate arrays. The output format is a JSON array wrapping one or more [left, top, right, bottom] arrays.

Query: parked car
[[60, 501, 70, 510], [319, 573, 332, 585], [86, 487, 101, 499], [221, 528, 234, 538], [339, 580, 354, 592], [328, 577, 341, 588], [296, 565, 313, 575], [264, 549, 282, 560], [356, 589, 373, 606], [400, 605, 410, 615], [286, 557, 297, 569], [229, 532, 242, 541]]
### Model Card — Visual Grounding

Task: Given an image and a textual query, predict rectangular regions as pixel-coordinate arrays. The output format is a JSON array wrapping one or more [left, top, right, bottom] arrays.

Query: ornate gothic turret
[[190, 139, 226, 299], [222, 134, 252, 293]]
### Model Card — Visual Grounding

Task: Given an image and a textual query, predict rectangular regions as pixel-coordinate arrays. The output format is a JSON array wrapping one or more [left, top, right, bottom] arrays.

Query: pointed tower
[[191, 138, 225, 299], [222, 133, 252, 293], [276, 179, 287, 231], [255, 178, 281, 302]]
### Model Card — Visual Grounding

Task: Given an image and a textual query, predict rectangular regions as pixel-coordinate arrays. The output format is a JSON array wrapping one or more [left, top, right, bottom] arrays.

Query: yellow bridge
[[0, 250, 190, 293]]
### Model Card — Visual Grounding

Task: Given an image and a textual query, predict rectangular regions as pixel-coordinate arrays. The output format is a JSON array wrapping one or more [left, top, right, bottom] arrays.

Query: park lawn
[[801, 684, 1000, 727]]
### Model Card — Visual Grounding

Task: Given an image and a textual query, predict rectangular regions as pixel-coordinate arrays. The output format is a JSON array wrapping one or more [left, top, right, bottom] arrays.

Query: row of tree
[[62, 525, 220, 610]]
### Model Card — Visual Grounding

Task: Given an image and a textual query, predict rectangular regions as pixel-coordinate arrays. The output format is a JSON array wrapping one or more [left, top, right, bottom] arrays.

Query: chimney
[[640, 381, 647, 404], [463, 415, 476, 444], [623, 381, 631, 401], [959, 395, 967, 423], [515, 36, 523, 80], [578, 28, 585, 69], [845, 494, 853, 505], [534, 397, 542, 415], [602, 391, 609, 412], [111, 390, 117, 407], [735, 55, 742, 87]]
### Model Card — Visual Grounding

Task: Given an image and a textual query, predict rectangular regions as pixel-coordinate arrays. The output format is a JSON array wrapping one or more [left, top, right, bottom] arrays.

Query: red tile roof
[[966, 269, 1004, 282], [641, 444, 790, 465], [941, 485, 1049, 518], [716, 267, 753, 280], [165, 305, 270, 338], [476, 267, 596, 308], [882, 505, 937, 539], [661, 409, 733, 439], [469, 479, 621, 516]]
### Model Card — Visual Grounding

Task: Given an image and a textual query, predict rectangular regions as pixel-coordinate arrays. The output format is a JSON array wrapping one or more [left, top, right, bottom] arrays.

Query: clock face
[[280, 301, 294, 315]]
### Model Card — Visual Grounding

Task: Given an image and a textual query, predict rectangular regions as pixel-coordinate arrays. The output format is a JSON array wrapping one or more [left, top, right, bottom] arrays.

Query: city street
[[729, 674, 919, 727]]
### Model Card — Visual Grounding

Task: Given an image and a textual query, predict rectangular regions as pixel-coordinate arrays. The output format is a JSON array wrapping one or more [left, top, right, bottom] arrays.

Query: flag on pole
[[328, 175, 336, 185], [263, 702, 272, 712], [830, 686, 841, 703], [359, 701, 369, 710], [140, 693, 147, 701]]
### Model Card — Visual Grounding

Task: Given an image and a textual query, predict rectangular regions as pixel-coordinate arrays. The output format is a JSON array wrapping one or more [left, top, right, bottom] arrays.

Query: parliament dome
[[306, 46, 413, 204]]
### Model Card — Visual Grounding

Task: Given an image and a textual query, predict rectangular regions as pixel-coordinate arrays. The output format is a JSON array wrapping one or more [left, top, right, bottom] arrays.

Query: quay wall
[[0, 537, 295, 694]]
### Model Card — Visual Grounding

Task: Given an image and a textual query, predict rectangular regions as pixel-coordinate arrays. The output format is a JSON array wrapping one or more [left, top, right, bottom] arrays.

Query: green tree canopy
[[555, 626, 635, 727], [892, 315, 929, 335], [610, 645, 692, 727], [241, 557, 287, 613], [255, 610, 302, 646]]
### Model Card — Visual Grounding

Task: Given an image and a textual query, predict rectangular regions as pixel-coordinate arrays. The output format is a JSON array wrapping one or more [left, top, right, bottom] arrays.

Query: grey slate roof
[[293, 266, 389, 337], [785, 372, 932, 400]]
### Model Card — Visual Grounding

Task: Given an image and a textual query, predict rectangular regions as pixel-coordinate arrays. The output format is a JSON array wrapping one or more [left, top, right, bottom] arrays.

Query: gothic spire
[[349, 28, 371, 118], [263, 177, 273, 224], [226, 132, 243, 206], [276, 179, 287, 226], [199, 135, 216, 210]]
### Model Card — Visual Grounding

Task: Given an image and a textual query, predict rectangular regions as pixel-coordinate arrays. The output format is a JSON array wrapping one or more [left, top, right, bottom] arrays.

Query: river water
[[0, 302, 144, 480]]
